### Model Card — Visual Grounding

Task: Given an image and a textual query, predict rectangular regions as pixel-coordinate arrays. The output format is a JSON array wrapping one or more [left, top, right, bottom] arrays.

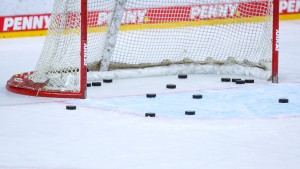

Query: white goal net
[[7, 0, 278, 98]]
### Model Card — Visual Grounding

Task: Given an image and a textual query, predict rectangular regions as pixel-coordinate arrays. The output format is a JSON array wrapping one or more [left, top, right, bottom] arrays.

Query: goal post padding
[[6, 0, 279, 98]]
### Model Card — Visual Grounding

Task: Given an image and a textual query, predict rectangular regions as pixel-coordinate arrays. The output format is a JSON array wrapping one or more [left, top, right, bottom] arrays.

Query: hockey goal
[[6, 0, 279, 99]]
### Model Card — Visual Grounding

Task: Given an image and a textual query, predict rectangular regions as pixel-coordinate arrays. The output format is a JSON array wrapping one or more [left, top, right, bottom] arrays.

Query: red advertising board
[[0, 14, 50, 32], [280, 0, 300, 14], [0, 1, 269, 33], [0, 0, 299, 38]]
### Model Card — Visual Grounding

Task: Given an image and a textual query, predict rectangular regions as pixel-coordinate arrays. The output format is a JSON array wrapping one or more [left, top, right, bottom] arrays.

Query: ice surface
[[0, 0, 55, 16], [0, 21, 300, 169]]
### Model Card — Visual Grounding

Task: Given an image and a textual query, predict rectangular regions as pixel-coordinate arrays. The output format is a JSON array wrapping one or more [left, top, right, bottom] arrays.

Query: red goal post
[[272, 0, 279, 83], [6, 0, 88, 99]]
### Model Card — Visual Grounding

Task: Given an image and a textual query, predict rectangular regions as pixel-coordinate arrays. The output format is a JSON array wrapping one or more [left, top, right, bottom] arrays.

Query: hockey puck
[[232, 78, 241, 82], [245, 79, 255, 83], [221, 78, 231, 82], [146, 93, 156, 98], [103, 79, 113, 83], [145, 113, 156, 117], [192, 94, 203, 99], [66, 105, 76, 110], [92, 82, 101, 86], [166, 84, 176, 89], [87, 83, 91, 87], [178, 74, 188, 79], [236, 80, 246, 84], [185, 111, 195, 115], [279, 98, 289, 103]]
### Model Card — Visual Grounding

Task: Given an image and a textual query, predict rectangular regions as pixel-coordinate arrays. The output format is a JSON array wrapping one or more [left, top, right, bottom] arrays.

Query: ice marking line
[[88, 84, 266, 99], [68, 103, 145, 118], [74, 103, 300, 121], [0, 166, 92, 169], [0, 100, 65, 107]]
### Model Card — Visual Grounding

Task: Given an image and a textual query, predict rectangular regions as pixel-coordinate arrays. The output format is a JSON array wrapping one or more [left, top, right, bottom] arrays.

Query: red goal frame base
[[6, 72, 85, 99]]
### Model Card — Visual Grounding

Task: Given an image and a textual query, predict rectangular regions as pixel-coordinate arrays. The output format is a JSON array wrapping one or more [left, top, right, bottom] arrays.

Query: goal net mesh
[[29, 0, 273, 92]]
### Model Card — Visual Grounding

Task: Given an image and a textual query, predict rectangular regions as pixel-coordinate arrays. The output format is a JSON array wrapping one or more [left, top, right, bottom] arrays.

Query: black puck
[[236, 80, 246, 84], [92, 82, 101, 86], [192, 94, 203, 99], [66, 105, 76, 110], [232, 78, 241, 82], [103, 79, 113, 83], [221, 78, 231, 82], [245, 79, 255, 83], [279, 98, 289, 103], [185, 111, 195, 115], [87, 83, 91, 87], [178, 74, 188, 79], [166, 84, 176, 89], [146, 93, 156, 98], [145, 113, 156, 117]]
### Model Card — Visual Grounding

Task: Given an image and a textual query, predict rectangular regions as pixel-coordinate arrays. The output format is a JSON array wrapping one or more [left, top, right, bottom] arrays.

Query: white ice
[[0, 20, 300, 169]]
